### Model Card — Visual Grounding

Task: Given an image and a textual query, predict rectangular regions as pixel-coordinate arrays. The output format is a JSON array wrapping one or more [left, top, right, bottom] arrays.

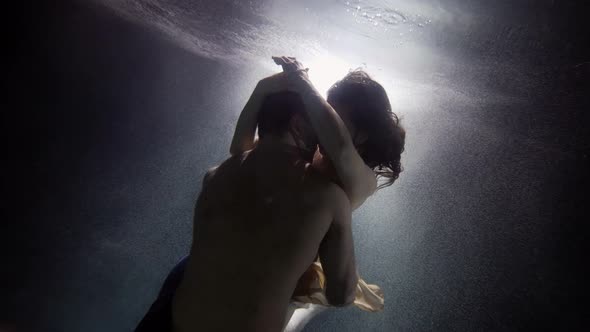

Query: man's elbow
[[326, 280, 357, 307], [326, 290, 356, 307], [229, 143, 241, 156], [349, 191, 368, 211], [348, 181, 375, 210], [337, 154, 376, 207]]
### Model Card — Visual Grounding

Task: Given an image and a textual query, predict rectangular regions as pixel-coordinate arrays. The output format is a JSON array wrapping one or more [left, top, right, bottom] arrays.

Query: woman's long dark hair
[[327, 69, 406, 188]]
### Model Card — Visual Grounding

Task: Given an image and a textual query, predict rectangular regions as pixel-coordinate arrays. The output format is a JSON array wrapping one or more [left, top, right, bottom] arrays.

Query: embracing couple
[[136, 56, 406, 332]]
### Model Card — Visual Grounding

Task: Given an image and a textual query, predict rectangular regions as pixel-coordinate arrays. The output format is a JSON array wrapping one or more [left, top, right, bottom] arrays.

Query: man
[[137, 56, 406, 331], [136, 76, 359, 331], [229, 57, 405, 330]]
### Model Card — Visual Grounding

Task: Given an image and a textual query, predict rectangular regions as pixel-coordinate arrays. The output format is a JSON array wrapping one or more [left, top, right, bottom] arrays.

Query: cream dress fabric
[[281, 261, 384, 331], [290, 261, 384, 312]]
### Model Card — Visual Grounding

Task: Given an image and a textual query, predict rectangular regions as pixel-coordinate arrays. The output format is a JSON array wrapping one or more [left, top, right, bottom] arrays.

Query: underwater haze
[[6, 0, 587, 331]]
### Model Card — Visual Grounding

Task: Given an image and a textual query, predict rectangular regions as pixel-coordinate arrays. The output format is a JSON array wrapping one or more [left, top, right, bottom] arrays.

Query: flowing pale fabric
[[290, 261, 384, 312]]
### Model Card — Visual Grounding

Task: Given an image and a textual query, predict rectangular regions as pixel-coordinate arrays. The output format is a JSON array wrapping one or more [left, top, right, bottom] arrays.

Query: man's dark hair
[[327, 69, 406, 188], [257, 91, 305, 139]]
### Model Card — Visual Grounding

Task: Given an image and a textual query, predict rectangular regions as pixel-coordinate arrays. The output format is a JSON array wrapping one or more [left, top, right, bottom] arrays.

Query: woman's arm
[[275, 57, 377, 209], [229, 84, 265, 155], [300, 78, 376, 209], [229, 73, 289, 156]]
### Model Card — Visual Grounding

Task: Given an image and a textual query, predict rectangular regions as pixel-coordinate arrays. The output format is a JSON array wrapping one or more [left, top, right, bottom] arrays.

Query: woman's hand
[[274, 56, 314, 91], [255, 72, 291, 96], [251, 56, 313, 99], [272, 56, 308, 74], [230, 57, 305, 156]]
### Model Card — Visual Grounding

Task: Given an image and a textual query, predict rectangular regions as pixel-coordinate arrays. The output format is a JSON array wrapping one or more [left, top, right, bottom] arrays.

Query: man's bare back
[[171, 141, 357, 332]]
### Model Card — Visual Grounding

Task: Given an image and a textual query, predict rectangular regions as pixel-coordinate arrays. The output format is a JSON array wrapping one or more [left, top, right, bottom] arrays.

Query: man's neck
[[256, 138, 304, 158], [311, 151, 341, 186]]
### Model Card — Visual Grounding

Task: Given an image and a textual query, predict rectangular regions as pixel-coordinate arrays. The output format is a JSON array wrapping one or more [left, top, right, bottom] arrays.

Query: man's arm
[[318, 185, 358, 306]]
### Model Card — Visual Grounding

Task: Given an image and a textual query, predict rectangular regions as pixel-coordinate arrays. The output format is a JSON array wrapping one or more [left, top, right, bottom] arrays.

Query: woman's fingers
[[268, 56, 310, 92], [280, 56, 291, 63], [271, 56, 292, 66], [281, 56, 297, 72], [272, 55, 306, 73], [271, 56, 284, 65]]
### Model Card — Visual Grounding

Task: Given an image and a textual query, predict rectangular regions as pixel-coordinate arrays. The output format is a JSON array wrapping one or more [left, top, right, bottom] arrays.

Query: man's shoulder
[[304, 168, 348, 206], [204, 152, 250, 182], [203, 166, 219, 185]]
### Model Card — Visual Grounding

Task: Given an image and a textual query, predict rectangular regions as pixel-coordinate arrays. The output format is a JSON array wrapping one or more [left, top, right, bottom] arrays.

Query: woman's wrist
[[296, 77, 321, 100], [253, 81, 270, 98]]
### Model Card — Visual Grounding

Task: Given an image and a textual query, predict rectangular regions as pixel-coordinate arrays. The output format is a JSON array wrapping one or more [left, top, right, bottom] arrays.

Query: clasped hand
[[255, 56, 313, 96]]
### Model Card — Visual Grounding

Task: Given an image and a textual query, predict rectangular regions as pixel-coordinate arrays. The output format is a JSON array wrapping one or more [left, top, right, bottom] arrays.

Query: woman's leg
[[283, 302, 329, 332]]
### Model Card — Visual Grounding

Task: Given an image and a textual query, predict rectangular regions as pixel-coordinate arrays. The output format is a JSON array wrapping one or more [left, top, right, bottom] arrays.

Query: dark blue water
[[5, 0, 587, 331]]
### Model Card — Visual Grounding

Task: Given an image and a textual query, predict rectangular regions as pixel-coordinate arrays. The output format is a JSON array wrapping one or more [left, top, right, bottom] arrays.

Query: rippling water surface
[[42, 1, 582, 331]]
